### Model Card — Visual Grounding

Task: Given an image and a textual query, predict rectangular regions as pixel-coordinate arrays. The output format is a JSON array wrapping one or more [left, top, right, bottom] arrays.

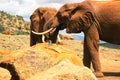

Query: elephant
[[30, 7, 59, 46], [37, 0, 120, 77]]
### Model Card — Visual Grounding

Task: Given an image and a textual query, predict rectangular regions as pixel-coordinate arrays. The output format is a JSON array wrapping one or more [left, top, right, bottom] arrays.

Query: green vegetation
[[16, 15, 24, 21], [0, 24, 5, 33], [0, 10, 30, 35], [16, 30, 29, 35], [0, 55, 4, 59]]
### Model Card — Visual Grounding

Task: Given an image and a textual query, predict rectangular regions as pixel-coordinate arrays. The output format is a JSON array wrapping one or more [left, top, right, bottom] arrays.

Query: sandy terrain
[[0, 33, 120, 80]]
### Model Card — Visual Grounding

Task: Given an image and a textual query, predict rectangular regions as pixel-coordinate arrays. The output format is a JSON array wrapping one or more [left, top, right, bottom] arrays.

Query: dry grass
[[0, 33, 120, 80]]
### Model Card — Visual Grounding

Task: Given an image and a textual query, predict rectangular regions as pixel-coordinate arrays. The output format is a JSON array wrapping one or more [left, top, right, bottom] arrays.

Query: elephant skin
[[30, 7, 57, 46], [43, 1, 120, 77]]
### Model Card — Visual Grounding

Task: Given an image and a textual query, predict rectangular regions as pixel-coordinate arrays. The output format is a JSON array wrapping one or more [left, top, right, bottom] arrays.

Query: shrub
[[16, 30, 29, 35], [0, 24, 5, 33], [16, 15, 24, 21]]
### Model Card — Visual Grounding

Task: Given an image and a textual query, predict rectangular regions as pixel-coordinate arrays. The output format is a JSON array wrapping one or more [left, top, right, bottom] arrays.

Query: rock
[[0, 43, 83, 80], [0, 67, 11, 80], [27, 59, 97, 80], [59, 34, 74, 40], [0, 43, 82, 80]]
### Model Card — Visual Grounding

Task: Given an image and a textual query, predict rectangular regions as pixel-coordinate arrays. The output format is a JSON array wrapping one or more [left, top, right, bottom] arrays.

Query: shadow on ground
[[100, 43, 120, 49], [103, 72, 120, 77]]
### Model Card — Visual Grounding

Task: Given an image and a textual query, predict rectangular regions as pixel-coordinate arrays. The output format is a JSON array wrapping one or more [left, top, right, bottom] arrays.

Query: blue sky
[[0, 0, 83, 21]]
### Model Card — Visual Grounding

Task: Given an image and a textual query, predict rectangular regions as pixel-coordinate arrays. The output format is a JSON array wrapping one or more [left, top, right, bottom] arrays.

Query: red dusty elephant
[[38, 1, 120, 77], [30, 7, 58, 46]]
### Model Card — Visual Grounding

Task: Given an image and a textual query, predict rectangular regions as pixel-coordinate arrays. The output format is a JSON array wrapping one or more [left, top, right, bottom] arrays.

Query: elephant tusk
[[42, 35, 45, 43], [50, 28, 57, 34], [57, 34, 61, 42], [32, 27, 56, 35]]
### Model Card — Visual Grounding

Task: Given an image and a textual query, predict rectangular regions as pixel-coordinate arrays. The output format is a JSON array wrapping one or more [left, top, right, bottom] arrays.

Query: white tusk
[[50, 28, 57, 34], [32, 28, 56, 35], [42, 35, 45, 43], [57, 34, 61, 42]]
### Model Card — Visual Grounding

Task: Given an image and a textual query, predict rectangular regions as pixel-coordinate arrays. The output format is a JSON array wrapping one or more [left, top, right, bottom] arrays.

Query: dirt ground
[[0, 33, 120, 80], [61, 40, 120, 80]]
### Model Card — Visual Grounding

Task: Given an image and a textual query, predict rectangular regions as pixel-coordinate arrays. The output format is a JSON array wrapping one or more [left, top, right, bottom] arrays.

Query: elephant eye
[[32, 15, 35, 17]]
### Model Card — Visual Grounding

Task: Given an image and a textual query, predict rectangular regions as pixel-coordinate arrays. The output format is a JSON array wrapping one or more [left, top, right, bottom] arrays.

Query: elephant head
[[66, 5, 97, 33], [52, 1, 99, 33], [37, 3, 81, 43], [34, 3, 79, 34], [41, 1, 99, 41], [49, 3, 81, 30], [30, 7, 57, 46]]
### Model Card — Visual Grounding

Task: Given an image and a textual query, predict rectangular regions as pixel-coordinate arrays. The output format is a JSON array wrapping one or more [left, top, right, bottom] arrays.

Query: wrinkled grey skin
[[43, 1, 120, 77]]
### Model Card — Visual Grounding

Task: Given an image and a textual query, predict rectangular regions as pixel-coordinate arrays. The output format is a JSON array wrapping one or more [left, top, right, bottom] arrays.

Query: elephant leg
[[51, 34, 58, 43], [83, 44, 92, 68], [30, 33, 36, 46], [37, 35, 43, 43], [83, 26, 104, 77], [54, 30, 59, 43], [49, 32, 58, 43], [83, 40, 104, 77], [30, 35, 43, 46], [89, 43, 104, 77], [91, 53, 104, 77]]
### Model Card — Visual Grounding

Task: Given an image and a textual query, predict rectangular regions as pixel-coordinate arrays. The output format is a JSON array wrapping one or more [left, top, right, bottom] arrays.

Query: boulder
[[0, 67, 11, 80], [0, 43, 96, 80], [27, 59, 97, 80]]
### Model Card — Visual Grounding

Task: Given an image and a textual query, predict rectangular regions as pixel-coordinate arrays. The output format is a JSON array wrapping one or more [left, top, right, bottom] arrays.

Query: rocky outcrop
[[27, 60, 97, 80], [0, 43, 96, 80], [0, 11, 30, 35], [0, 67, 11, 80]]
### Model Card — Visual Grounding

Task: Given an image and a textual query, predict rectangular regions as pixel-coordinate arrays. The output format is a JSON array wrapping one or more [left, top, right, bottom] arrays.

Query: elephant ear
[[82, 12, 94, 28], [71, 6, 83, 15], [38, 8, 46, 16], [30, 14, 34, 30], [71, 6, 95, 30]]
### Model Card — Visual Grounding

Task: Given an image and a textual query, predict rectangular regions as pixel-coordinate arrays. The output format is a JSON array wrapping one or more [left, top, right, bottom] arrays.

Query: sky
[[0, 0, 113, 38], [0, 0, 85, 36], [0, 0, 83, 21], [0, 0, 110, 36]]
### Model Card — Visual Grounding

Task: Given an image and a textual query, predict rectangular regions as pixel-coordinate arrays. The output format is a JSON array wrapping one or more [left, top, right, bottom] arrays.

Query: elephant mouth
[[32, 27, 56, 35]]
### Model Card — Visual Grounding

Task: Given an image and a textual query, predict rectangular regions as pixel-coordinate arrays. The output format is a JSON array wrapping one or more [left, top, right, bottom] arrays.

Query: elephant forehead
[[59, 7, 72, 14], [31, 13, 39, 20], [59, 3, 80, 13]]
